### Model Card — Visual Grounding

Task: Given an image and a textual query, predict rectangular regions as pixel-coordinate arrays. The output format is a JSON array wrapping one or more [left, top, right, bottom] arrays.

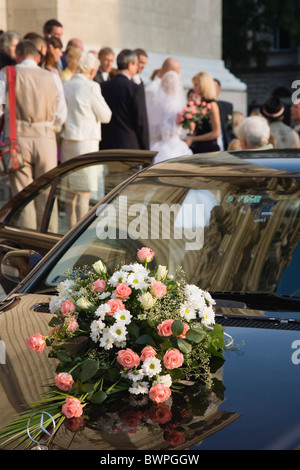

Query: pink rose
[[106, 298, 125, 316], [140, 346, 157, 361], [64, 417, 84, 432], [117, 349, 140, 369], [92, 279, 106, 293], [26, 333, 46, 353], [165, 430, 186, 447], [185, 113, 192, 120], [65, 315, 79, 332], [115, 282, 132, 299], [178, 322, 190, 339], [61, 299, 76, 315], [137, 247, 155, 263], [157, 319, 174, 337], [150, 280, 167, 298], [55, 372, 74, 392], [62, 397, 83, 419], [149, 384, 171, 403], [163, 348, 184, 369], [149, 403, 172, 424]]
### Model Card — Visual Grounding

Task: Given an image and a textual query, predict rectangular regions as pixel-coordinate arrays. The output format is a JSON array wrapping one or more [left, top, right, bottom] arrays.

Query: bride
[[149, 70, 192, 163]]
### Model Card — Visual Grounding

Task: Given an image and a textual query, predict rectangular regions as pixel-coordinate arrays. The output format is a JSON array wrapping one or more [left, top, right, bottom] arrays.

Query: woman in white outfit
[[61, 52, 112, 227], [149, 70, 192, 163]]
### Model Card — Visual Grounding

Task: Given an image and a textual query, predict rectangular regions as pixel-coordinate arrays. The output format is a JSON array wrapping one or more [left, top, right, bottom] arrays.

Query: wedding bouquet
[[176, 100, 212, 131], [0, 247, 225, 449]]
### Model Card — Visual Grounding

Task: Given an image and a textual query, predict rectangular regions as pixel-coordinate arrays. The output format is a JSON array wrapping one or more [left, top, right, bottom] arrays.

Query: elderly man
[[100, 49, 149, 150]]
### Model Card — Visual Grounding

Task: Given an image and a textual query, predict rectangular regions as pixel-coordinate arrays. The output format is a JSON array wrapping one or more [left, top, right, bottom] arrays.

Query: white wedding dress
[[147, 71, 192, 164]]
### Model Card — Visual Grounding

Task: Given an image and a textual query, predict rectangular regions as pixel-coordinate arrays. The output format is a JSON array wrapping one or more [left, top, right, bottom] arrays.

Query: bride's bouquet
[[0, 247, 226, 449], [177, 100, 212, 132]]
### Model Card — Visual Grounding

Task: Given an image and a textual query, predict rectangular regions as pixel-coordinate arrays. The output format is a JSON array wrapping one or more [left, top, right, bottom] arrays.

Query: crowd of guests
[[1, 18, 300, 205]]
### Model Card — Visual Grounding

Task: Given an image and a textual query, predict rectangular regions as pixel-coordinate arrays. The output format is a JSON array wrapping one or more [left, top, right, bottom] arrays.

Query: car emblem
[[26, 411, 56, 450]]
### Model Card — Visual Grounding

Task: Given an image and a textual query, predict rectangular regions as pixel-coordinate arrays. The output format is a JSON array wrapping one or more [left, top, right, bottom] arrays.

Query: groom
[[100, 49, 149, 150]]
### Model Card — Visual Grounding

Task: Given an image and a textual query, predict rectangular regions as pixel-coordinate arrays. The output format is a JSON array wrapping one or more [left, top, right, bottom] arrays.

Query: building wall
[[0, 0, 247, 114]]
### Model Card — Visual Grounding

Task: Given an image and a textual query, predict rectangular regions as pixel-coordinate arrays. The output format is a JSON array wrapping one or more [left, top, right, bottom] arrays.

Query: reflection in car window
[[40, 174, 300, 299], [9, 185, 51, 232], [47, 161, 145, 236]]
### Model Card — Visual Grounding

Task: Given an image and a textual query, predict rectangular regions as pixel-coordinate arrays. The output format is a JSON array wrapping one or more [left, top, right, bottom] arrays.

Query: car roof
[[136, 149, 300, 178]]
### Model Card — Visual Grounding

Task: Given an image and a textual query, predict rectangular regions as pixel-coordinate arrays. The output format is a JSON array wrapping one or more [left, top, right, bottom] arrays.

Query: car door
[[0, 151, 155, 293]]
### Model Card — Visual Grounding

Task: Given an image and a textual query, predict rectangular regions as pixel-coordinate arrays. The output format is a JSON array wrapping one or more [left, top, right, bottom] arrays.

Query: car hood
[[1, 294, 300, 450]]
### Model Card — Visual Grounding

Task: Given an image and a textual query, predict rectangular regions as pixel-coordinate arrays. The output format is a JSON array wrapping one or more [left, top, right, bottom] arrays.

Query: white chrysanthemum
[[114, 309, 132, 325], [203, 290, 216, 306], [127, 272, 148, 290], [90, 319, 105, 342], [109, 322, 127, 342], [122, 369, 145, 382], [108, 270, 128, 287], [99, 330, 115, 350], [139, 292, 156, 310], [141, 356, 162, 378], [95, 303, 111, 319], [179, 302, 197, 321], [122, 263, 149, 277], [99, 291, 111, 300], [184, 284, 206, 311], [129, 381, 149, 395], [152, 374, 172, 388], [200, 305, 215, 326]]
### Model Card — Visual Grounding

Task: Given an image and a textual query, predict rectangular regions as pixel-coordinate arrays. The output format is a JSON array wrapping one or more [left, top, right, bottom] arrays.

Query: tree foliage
[[222, 0, 300, 71]]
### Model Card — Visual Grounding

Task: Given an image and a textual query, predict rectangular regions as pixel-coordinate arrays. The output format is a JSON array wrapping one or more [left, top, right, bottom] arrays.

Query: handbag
[[0, 66, 24, 175]]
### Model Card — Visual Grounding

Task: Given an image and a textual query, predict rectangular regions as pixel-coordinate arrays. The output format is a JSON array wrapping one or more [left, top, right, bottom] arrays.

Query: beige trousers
[[8, 135, 58, 230]]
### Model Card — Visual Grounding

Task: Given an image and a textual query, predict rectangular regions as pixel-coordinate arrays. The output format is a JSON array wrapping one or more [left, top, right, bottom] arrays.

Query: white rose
[[76, 297, 93, 310], [93, 260, 107, 275], [139, 292, 156, 310], [156, 265, 168, 281]]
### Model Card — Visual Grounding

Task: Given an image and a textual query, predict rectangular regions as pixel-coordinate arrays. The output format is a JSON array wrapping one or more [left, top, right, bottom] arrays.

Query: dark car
[[1, 149, 300, 451], [0, 149, 156, 293]]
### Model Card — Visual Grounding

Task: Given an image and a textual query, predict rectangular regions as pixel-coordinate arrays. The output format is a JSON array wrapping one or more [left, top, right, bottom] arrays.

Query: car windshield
[[40, 172, 300, 299]]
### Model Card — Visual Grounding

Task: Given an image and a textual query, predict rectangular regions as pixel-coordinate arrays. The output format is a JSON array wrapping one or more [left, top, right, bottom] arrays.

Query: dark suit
[[100, 73, 149, 150], [218, 100, 233, 150], [94, 69, 112, 85]]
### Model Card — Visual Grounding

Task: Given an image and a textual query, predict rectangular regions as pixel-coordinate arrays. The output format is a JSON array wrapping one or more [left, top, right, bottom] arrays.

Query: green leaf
[[90, 390, 107, 404], [177, 338, 192, 354], [127, 321, 139, 339], [56, 350, 72, 363], [186, 328, 206, 344], [135, 334, 152, 345], [48, 317, 63, 327], [81, 383, 95, 393], [171, 320, 184, 337], [79, 359, 99, 382]]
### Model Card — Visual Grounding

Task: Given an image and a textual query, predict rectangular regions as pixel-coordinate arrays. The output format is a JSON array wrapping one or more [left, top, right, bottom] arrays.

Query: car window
[[8, 185, 52, 232], [47, 160, 146, 236], [39, 173, 300, 299]]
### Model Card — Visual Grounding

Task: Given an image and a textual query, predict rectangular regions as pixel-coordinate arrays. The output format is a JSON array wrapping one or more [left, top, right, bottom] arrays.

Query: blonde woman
[[61, 52, 112, 227], [184, 71, 221, 153]]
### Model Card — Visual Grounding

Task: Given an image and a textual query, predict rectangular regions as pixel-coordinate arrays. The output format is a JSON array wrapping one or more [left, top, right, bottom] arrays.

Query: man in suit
[[100, 49, 149, 150], [133, 48, 148, 85], [214, 78, 233, 150], [94, 47, 115, 85]]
